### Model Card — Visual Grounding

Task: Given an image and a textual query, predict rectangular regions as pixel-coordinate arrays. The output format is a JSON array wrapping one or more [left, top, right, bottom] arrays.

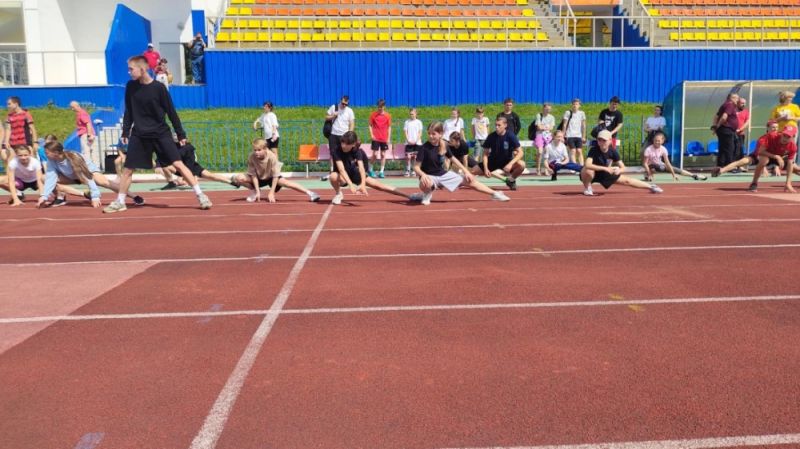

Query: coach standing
[[712, 93, 740, 168]]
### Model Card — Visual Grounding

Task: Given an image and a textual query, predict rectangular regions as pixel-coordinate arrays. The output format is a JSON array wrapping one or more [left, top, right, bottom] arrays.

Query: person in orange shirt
[[368, 99, 392, 178]]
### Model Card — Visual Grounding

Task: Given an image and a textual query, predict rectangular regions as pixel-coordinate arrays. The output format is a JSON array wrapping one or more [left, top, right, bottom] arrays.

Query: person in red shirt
[[367, 99, 392, 178], [3, 96, 37, 163], [714, 120, 777, 177], [70, 101, 98, 166], [748, 125, 798, 193], [735, 97, 751, 164], [143, 43, 160, 74]]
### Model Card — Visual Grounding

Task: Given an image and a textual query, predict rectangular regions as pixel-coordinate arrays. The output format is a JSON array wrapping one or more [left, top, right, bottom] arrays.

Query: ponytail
[[45, 141, 93, 184]]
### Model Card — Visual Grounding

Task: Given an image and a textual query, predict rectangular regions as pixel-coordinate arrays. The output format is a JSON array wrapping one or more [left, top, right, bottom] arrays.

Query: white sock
[[193, 184, 203, 195], [117, 193, 126, 203], [508, 176, 516, 182]]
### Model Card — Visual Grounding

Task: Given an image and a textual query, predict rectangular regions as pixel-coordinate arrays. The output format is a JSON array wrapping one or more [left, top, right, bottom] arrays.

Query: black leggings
[[716, 126, 736, 168]]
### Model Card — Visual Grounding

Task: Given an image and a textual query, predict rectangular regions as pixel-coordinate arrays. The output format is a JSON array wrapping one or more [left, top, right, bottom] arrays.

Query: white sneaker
[[246, 190, 258, 202], [408, 192, 424, 202], [198, 193, 212, 210], [421, 191, 433, 205], [403, 170, 411, 177], [583, 187, 594, 196], [649, 184, 664, 194], [308, 191, 320, 202], [332, 191, 343, 205], [492, 191, 510, 202]]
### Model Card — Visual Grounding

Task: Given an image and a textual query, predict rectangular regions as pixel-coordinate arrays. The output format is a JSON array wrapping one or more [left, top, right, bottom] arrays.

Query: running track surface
[[2, 181, 800, 449]]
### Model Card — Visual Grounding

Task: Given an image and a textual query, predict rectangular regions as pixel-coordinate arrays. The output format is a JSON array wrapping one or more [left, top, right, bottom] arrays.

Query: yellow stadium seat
[[366, 32, 378, 41], [669, 32, 679, 40], [456, 32, 468, 41], [392, 32, 404, 41], [514, 19, 527, 29], [379, 32, 390, 40], [536, 32, 548, 41], [522, 9, 533, 17], [272, 32, 285, 42], [417, 20, 428, 28], [391, 19, 402, 28], [231, 0, 243, 3], [378, 19, 390, 28], [764, 20, 775, 28], [221, 19, 235, 29], [239, 7, 251, 15], [313, 20, 325, 28], [243, 0, 254, 4], [719, 32, 733, 40], [326, 32, 338, 41], [327, 19, 339, 29], [775, 19, 788, 28], [352, 32, 364, 41], [285, 32, 298, 41], [466, 20, 478, 29], [791, 31, 800, 40], [491, 20, 502, 29], [366, 20, 378, 28], [226, 7, 239, 15], [243, 32, 256, 42], [530, 20, 540, 29], [287, 20, 299, 28], [312, 33, 326, 41], [261, 20, 273, 28], [495, 31, 507, 41], [275, 19, 287, 28], [247, 20, 260, 29], [707, 32, 719, 41], [300, 32, 312, 42], [482, 33, 496, 42], [522, 32, 534, 41], [257, 32, 269, 42], [419, 32, 431, 41], [516, 0, 527, 5], [403, 20, 415, 28], [479, 20, 490, 29], [339, 20, 351, 28], [352, 20, 363, 28], [751, 20, 762, 28], [432, 32, 445, 41], [454, 20, 466, 29], [300, 20, 313, 28], [405, 32, 418, 40], [766, 31, 779, 40], [658, 19, 670, 29], [429, 20, 441, 28], [509, 32, 522, 42], [216, 32, 230, 42], [694, 32, 706, 40]]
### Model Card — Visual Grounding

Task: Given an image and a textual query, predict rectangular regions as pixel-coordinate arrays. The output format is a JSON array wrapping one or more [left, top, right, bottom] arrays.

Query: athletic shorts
[[534, 132, 552, 149], [257, 176, 283, 192], [267, 138, 280, 149], [465, 156, 479, 169], [15, 180, 38, 191], [566, 137, 583, 149], [591, 171, 620, 189], [647, 163, 668, 173], [341, 166, 367, 186], [428, 171, 464, 192], [404, 144, 421, 155], [125, 134, 181, 170], [157, 145, 205, 178], [487, 158, 512, 172], [371, 141, 388, 152]]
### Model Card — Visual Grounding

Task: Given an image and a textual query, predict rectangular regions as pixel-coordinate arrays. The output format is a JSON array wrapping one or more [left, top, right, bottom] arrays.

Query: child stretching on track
[[713, 120, 781, 178], [1, 146, 43, 206], [415, 122, 510, 206], [447, 132, 480, 174], [330, 131, 419, 205], [581, 130, 663, 196], [544, 130, 582, 181], [481, 116, 525, 191], [37, 141, 144, 209], [747, 125, 798, 193], [642, 132, 707, 182], [158, 139, 241, 188], [233, 138, 320, 203]]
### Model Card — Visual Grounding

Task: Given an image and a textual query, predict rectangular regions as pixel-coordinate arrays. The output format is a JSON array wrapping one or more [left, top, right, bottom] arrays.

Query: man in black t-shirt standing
[[598, 96, 624, 148], [481, 116, 526, 190], [496, 97, 522, 137], [581, 130, 662, 196], [104, 56, 211, 213]]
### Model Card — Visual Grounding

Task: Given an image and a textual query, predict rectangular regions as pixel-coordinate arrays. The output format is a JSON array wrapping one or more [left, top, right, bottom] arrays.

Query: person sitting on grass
[[581, 130, 663, 196], [414, 121, 510, 206], [747, 125, 798, 193], [329, 131, 419, 205], [713, 120, 779, 178], [37, 141, 144, 208], [481, 116, 525, 191], [642, 132, 707, 182], [544, 130, 582, 181], [1, 146, 43, 206], [232, 138, 320, 203]]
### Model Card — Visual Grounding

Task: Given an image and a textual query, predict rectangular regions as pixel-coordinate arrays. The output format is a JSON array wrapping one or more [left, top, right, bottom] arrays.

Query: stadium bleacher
[[216, 0, 553, 47]]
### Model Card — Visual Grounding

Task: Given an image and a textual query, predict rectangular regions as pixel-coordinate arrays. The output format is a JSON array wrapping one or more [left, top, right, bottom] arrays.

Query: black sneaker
[[83, 191, 91, 200], [748, 183, 758, 192], [52, 197, 67, 207], [160, 181, 178, 190], [133, 195, 145, 206], [551, 173, 557, 181], [17, 192, 25, 202], [711, 167, 721, 178], [505, 178, 517, 191], [229, 175, 241, 189]]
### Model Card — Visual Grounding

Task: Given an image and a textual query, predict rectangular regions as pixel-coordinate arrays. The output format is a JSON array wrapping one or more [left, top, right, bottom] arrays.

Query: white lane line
[[2, 294, 799, 324], [187, 204, 333, 449], [443, 433, 800, 449], [3, 217, 800, 240], [6, 243, 800, 268]]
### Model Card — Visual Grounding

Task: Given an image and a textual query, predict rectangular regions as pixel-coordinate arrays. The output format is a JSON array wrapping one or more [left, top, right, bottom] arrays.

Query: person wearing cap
[[711, 92, 740, 169], [580, 129, 663, 196], [770, 91, 800, 132], [747, 125, 798, 193], [713, 120, 779, 178], [186, 33, 206, 84], [598, 96, 624, 149], [143, 43, 160, 76]]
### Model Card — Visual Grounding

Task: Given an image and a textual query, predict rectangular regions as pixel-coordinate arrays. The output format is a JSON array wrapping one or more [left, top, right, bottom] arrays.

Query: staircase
[[530, 0, 572, 46]]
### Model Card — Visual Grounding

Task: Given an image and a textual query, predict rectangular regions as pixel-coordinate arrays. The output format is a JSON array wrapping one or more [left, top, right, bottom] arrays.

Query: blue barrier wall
[[105, 4, 151, 85], [170, 85, 208, 109], [204, 49, 800, 107], [0, 85, 124, 108]]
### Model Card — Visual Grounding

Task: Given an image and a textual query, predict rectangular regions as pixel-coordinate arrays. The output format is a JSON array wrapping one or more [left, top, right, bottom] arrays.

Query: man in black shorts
[[481, 116, 526, 190], [329, 131, 418, 205], [103, 55, 211, 213], [581, 130, 663, 196]]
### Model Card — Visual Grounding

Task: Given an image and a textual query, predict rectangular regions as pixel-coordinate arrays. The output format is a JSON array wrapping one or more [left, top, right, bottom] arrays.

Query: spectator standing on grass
[[581, 129, 663, 196], [368, 99, 391, 179], [598, 96, 624, 149], [443, 108, 465, 141], [187, 33, 206, 84], [253, 101, 280, 155], [734, 97, 750, 163], [643, 105, 666, 148], [771, 90, 800, 132], [471, 107, 490, 162], [69, 101, 99, 167], [562, 98, 587, 165], [4, 96, 37, 163], [143, 43, 160, 76], [403, 108, 423, 177], [497, 97, 522, 136], [711, 92, 740, 169], [324, 95, 355, 181], [531, 103, 555, 176]]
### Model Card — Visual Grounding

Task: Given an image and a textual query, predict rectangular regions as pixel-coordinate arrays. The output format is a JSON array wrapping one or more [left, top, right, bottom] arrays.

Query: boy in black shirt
[[481, 116, 526, 190], [598, 96, 624, 148], [104, 56, 211, 213], [496, 97, 522, 136], [329, 131, 419, 205], [581, 130, 662, 196]]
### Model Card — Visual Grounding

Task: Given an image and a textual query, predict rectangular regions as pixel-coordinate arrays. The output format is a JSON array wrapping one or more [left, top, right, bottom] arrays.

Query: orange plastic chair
[[297, 145, 319, 162], [252, 7, 265, 14], [389, 7, 402, 14], [277, 8, 289, 15], [401, 9, 414, 15], [377, 8, 390, 15]]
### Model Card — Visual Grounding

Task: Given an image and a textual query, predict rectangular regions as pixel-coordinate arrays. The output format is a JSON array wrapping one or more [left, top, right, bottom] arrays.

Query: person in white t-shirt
[[562, 98, 587, 164], [403, 108, 423, 177], [544, 130, 583, 181], [324, 95, 355, 180], [643, 105, 667, 148], [443, 108, 465, 141], [253, 101, 280, 154], [471, 107, 490, 162], [1, 145, 43, 206], [642, 132, 706, 182], [532, 103, 556, 176]]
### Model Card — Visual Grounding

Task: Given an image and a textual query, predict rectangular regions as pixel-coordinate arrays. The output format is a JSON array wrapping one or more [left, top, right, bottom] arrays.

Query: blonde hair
[[252, 138, 268, 150], [427, 121, 444, 135], [44, 141, 93, 183], [779, 91, 796, 104]]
